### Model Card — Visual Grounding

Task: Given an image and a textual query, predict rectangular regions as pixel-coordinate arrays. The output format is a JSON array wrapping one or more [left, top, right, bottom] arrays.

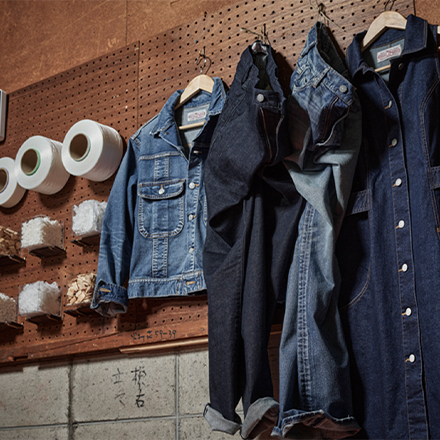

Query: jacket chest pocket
[[137, 179, 185, 238]]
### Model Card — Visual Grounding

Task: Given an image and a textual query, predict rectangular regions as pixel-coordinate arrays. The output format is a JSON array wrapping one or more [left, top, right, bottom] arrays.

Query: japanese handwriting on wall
[[111, 365, 150, 408], [130, 329, 177, 342]]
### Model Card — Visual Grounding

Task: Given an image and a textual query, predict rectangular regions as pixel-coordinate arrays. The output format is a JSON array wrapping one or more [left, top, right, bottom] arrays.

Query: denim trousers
[[203, 42, 304, 439], [275, 22, 362, 439]]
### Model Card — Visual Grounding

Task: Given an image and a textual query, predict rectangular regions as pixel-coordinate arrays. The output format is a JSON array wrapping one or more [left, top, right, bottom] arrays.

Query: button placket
[[186, 160, 201, 270], [385, 87, 425, 428]]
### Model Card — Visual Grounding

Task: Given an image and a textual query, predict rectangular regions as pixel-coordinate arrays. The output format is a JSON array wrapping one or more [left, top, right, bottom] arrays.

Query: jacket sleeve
[[91, 137, 138, 316]]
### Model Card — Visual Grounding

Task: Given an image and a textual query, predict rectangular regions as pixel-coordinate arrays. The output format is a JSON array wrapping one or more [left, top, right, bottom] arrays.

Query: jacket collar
[[346, 14, 429, 78]]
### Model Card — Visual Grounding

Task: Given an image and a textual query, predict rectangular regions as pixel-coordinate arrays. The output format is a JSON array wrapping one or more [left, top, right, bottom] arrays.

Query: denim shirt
[[91, 78, 226, 316], [338, 15, 440, 439], [274, 22, 361, 438]]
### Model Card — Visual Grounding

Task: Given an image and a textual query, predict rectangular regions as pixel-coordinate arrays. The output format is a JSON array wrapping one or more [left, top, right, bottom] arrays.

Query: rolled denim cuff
[[203, 404, 241, 435], [273, 409, 361, 439], [241, 397, 279, 439], [91, 281, 128, 317]]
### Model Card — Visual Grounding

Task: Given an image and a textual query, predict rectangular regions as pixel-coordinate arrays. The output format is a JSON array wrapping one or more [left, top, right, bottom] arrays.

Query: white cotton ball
[[18, 281, 61, 317], [72, 199, 107, 237], [0, 292, 17, 322], [21, 216, 63, 250]]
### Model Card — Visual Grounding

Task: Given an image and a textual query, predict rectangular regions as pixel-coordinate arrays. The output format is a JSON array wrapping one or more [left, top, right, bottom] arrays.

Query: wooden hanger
[[362, 11, 440, 73], [361, 11, 407, 52], [175, 47, 214, 130], [175, 74, 214, 130], [175, 74, 214, 110]]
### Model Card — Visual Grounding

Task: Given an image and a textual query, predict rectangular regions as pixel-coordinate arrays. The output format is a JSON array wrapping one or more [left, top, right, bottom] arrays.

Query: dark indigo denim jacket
[[91, 78, 226, 316], [338, 14, 440, 439], [203, 42, 304, 439], [274, 22, 362, 439]]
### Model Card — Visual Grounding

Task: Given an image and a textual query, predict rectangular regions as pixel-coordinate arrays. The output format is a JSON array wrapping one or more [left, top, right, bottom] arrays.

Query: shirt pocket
[[137, 178, 185, 238]]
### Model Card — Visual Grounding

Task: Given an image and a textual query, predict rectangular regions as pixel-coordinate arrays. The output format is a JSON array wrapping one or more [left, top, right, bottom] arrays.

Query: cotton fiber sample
[[0, 293, 17, 322], [21, 216, 63, 250], [72, 199, 107, 237], [18, 281, 61, 317], [0, 226, 20, 256]]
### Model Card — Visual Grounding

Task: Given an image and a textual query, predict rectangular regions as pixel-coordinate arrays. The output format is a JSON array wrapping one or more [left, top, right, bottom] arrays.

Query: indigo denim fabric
[[91, 78, 226, 316], [337, 14, 440, 439], [274, 22, 362, 439], [203, 42, 304, 439]]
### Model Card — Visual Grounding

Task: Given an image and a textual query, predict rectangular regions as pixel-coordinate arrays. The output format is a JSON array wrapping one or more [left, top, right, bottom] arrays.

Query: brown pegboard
[[0, 0, 414, 365]]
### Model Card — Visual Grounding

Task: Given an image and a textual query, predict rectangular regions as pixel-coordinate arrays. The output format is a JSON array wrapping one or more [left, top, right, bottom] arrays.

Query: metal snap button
[[256, 93, 265, 102], [339, 85, 348, 93], [158, 186, 165, 195], [189, 182, 196, 189]]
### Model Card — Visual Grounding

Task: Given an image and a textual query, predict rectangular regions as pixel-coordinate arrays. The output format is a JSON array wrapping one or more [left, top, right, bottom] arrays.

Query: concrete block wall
[[0, 343, 280, 440]]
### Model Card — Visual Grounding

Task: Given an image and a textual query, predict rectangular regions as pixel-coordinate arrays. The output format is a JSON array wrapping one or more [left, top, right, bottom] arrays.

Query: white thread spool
[[15, 136, 70, 195], [62, 120, 123, 182], [0, 157, 26, 208]]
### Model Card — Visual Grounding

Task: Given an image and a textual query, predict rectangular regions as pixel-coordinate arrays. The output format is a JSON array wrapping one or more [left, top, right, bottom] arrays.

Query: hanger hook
[[240, 24, 270, 45], [309, 0, 344, 31], [195, 47, 211, 74], [380, 0, 396, 11]]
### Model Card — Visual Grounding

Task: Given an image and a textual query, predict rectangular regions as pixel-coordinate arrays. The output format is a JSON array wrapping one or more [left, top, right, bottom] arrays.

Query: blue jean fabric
[[91, 78, 226, 316], [338, 14, 440, 439], [274, 22, 361, 439], [203, 42, 304, 439]]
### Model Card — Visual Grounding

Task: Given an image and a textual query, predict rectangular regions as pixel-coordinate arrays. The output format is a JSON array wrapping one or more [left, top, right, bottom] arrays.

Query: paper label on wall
[[377, 45, 402, 63]]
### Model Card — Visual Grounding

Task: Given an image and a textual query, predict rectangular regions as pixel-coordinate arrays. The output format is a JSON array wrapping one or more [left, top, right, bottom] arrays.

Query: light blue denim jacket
[[274, 23, 362, 438], [91, 78, 226, 316]]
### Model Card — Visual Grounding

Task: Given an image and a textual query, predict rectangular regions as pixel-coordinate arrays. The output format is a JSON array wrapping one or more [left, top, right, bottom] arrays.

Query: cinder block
[[178, 348, 209, 415], [71, 354, 176, 422], [179, 416, 243, 440], [72, 419, 175, 440], [0, 363, 69, 427], [0, 426, 68, 440]]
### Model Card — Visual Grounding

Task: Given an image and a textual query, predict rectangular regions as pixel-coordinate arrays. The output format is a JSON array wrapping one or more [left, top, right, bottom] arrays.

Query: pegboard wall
[[0, 0, 414, 365]]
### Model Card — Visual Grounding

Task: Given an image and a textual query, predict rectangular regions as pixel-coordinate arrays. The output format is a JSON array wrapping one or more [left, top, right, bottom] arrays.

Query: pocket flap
[[345, 189, 370, 216], [430, 166, 440, 190], [138, 179, 185, 200]]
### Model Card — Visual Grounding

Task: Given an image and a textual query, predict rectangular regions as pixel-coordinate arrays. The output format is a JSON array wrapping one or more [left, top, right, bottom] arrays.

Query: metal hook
[[240, 24, 270, 45], [309, 0, 344, 31], [378, 0, 396, 11], [195, 47, 211, 74]]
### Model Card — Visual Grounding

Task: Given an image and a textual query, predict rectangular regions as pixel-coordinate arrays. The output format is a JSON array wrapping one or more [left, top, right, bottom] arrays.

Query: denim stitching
[[297, 204, 315, 411]]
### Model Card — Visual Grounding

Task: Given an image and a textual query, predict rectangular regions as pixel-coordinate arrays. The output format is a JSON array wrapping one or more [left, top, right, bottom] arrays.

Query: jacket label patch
[[377, 45, 402, 63], [187, 109, 207, 122]]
